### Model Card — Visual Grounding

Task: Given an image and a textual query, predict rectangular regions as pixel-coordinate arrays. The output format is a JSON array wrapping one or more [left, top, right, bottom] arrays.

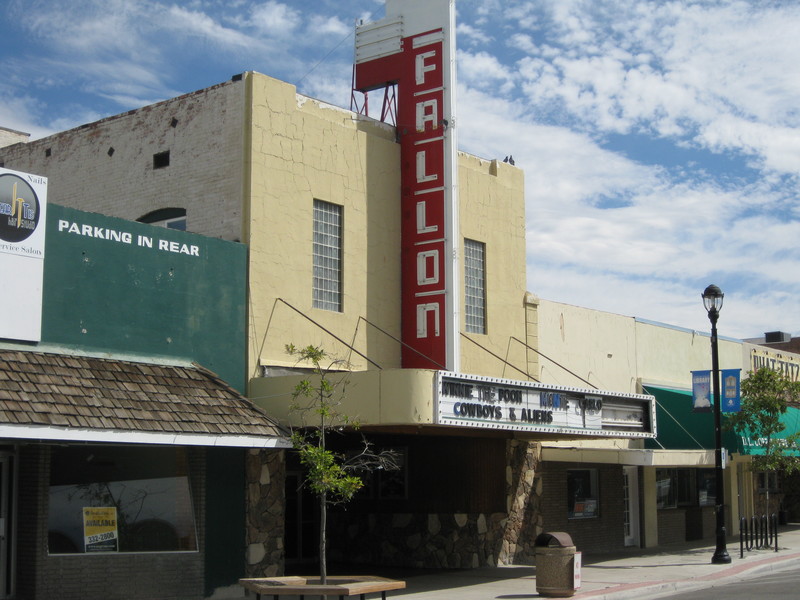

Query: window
[[567, 469, 599, 519], [138, 208, 187, 231], [758, 471, 779, 493], [313, 199, 343, 311], [656, 468, 677, 509], [697, 469, 716, 506], [464, 238, 486, 334], [47, 446, 198, 554], [153, 150, 170, 169], [657, 468, 716, 508]]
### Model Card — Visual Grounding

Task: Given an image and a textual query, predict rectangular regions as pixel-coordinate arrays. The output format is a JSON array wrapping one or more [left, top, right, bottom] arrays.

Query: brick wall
[[539, 462, 626, 554], [657, 509, 687, 545], [0, 80, 245, 242]]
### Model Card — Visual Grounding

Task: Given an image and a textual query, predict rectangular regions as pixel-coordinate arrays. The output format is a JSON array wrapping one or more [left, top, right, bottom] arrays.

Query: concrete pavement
[[385, 525, 800, 600]]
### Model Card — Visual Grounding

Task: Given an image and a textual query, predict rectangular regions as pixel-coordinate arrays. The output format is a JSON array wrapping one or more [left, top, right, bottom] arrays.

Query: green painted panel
[[41, 205, 247, 392]]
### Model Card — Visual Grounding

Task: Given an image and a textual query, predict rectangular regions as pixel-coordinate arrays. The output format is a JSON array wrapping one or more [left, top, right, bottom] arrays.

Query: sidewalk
[[386, 525, 800, 600]]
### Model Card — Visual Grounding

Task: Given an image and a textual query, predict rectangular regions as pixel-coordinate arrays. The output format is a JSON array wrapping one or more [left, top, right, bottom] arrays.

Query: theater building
[[0, 0, 670, 573]]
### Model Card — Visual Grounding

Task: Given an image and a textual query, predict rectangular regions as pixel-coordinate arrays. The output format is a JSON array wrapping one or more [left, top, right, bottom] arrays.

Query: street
[[647, 565, 800, 599]]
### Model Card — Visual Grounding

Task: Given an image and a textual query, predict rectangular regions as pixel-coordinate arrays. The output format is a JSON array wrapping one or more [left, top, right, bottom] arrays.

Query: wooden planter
[[239, 575, 406, 599]]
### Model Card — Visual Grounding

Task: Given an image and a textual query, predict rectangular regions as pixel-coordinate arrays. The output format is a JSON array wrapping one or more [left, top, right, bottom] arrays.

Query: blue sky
[[3, 0, 799, 340]]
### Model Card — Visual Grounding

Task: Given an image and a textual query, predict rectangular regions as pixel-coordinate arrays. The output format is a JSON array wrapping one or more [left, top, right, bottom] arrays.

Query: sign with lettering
[[751, 349, 800, 382], [83, 506, 118, 553], [56, 219, 201, 257], [692, 370, 712, 412], [436, 372, 656, 437], [0, 167, 48, 341], [355, 0, 459, 370]]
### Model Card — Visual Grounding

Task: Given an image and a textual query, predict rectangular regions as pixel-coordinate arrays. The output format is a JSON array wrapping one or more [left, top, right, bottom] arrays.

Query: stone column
[[500, 439, 542, 565], [245, 449, 286, 577]]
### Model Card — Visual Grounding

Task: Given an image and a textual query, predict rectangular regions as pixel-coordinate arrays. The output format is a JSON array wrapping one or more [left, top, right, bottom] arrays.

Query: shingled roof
[[0, 349, 290, 447]]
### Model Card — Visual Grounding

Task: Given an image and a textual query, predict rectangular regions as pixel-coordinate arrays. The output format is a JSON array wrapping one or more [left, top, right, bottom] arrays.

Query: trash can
[[534, 532, 578, 598]]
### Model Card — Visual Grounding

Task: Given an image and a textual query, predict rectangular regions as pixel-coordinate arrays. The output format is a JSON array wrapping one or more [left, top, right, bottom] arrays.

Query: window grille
[[464, 239, 486, 333], [313, 200, 343, 311]]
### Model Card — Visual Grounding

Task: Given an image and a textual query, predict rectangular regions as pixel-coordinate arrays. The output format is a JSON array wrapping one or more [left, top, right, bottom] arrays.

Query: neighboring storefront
[[0, 196, 289, 600]]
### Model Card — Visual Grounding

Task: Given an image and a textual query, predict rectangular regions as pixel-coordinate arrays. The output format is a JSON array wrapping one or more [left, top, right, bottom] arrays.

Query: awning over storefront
[[542, 445, 715, 466], [0, 348, 291, 447], [734, 406, 800, 456], [643, 385, 738, 452]]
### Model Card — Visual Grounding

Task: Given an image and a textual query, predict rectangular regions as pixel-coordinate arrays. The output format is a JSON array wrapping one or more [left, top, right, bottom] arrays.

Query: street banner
[[692, 370, 712, 412], [721, 369, 741, 413]]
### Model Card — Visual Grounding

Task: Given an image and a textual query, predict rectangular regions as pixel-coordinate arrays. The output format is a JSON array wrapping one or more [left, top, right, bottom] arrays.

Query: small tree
[[726, 367, 800, 513], [286, 344, 397, 583]]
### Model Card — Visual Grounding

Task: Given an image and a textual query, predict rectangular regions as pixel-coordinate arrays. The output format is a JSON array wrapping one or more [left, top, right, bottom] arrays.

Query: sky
[[2, 0, 799, 341]]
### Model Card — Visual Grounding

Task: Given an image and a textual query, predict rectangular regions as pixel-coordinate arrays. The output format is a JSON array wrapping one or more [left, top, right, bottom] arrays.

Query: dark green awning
[[643, 385, 738, 452], [734, 406, 800, 456]]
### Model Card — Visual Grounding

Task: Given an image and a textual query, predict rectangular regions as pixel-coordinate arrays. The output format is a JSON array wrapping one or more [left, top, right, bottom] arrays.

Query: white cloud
[[458, 51, 516, 94], [457, 23, 491, 46], [308, 14, 351, 37], [250, 1, 302, 36], [509, 1, 800, 178]]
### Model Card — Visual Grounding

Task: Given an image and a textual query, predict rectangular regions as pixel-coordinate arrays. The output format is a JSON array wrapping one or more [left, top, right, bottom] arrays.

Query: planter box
[[239, 576, 406, 599]]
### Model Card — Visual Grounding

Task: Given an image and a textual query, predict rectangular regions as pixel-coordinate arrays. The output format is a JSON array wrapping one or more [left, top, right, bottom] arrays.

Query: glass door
[[623, 466, 640, 547]]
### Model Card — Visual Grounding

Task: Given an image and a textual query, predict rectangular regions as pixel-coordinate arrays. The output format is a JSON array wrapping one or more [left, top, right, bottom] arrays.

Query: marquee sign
[[436, 372, 657, 437], [355, 0, 459, 370], [0, 167, 48, 342]]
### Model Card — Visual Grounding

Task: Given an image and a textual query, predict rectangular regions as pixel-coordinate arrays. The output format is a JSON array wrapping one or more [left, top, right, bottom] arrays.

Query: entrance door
[[284, 472, 319, 566], [623, 466, 640, 547], [0, 453, 15, 599]]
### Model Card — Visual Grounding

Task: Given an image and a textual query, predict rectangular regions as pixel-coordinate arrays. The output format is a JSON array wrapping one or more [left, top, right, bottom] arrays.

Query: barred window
[[313, 200, 343, 311], [464, 239, 486, 334]]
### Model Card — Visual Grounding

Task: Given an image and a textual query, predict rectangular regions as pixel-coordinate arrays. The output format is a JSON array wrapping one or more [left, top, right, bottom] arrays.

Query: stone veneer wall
[[325, 440, 543, 569], [244, 448, 286, 577], [499, 439, 543, 565]]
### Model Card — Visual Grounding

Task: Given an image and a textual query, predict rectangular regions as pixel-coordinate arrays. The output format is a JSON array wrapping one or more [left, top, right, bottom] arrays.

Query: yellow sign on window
[[83, 507, 118, 553]]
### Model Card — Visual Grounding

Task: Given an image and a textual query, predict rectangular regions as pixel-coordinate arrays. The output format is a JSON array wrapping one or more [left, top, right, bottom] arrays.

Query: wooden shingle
[[0, 350, 287, 441]]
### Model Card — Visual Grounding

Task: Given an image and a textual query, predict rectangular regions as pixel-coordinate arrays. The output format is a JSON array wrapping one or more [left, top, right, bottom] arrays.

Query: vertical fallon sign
[[354, 0, 460, 370], [0, 167, 48, 342]]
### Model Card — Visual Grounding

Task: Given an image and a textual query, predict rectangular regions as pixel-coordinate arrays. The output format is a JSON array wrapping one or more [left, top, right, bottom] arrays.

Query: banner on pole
[[692, 370, 712, 412], [721, 369, 741, 413]]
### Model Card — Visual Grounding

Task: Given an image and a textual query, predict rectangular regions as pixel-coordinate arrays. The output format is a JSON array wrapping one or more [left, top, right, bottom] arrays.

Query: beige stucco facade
[[240, 73, 527, 387]]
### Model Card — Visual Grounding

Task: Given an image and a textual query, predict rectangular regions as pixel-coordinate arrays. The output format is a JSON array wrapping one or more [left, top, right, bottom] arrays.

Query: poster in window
[[83, 507, 118, 553]]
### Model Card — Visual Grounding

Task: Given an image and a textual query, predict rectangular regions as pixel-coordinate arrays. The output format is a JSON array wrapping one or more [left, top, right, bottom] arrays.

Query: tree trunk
[[320, 490, 327, 584]]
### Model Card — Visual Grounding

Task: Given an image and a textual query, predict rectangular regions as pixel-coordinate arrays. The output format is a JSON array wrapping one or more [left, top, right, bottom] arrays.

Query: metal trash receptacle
[[534, 532, 578, 597]]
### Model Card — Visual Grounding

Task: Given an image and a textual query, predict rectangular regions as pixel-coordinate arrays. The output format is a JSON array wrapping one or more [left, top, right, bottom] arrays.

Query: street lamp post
[[702, 284, 731, 564]]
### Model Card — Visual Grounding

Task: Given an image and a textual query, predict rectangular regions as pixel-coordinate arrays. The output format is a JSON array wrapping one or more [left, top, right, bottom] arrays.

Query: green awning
[[643, 386, 738, 452], [734, 406, 800, 456]]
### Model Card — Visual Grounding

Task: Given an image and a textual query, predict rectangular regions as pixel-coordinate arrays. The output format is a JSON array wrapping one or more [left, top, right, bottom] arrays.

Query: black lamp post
[[702, 284, 731, 564]]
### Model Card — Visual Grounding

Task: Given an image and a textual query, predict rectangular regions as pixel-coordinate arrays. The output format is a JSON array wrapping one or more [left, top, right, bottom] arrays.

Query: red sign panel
[[356, 30, 449, 369]]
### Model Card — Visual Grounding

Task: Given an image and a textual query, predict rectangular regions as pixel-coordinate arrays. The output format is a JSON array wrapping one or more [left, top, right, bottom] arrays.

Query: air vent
[[765, 331, 791, 343]]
